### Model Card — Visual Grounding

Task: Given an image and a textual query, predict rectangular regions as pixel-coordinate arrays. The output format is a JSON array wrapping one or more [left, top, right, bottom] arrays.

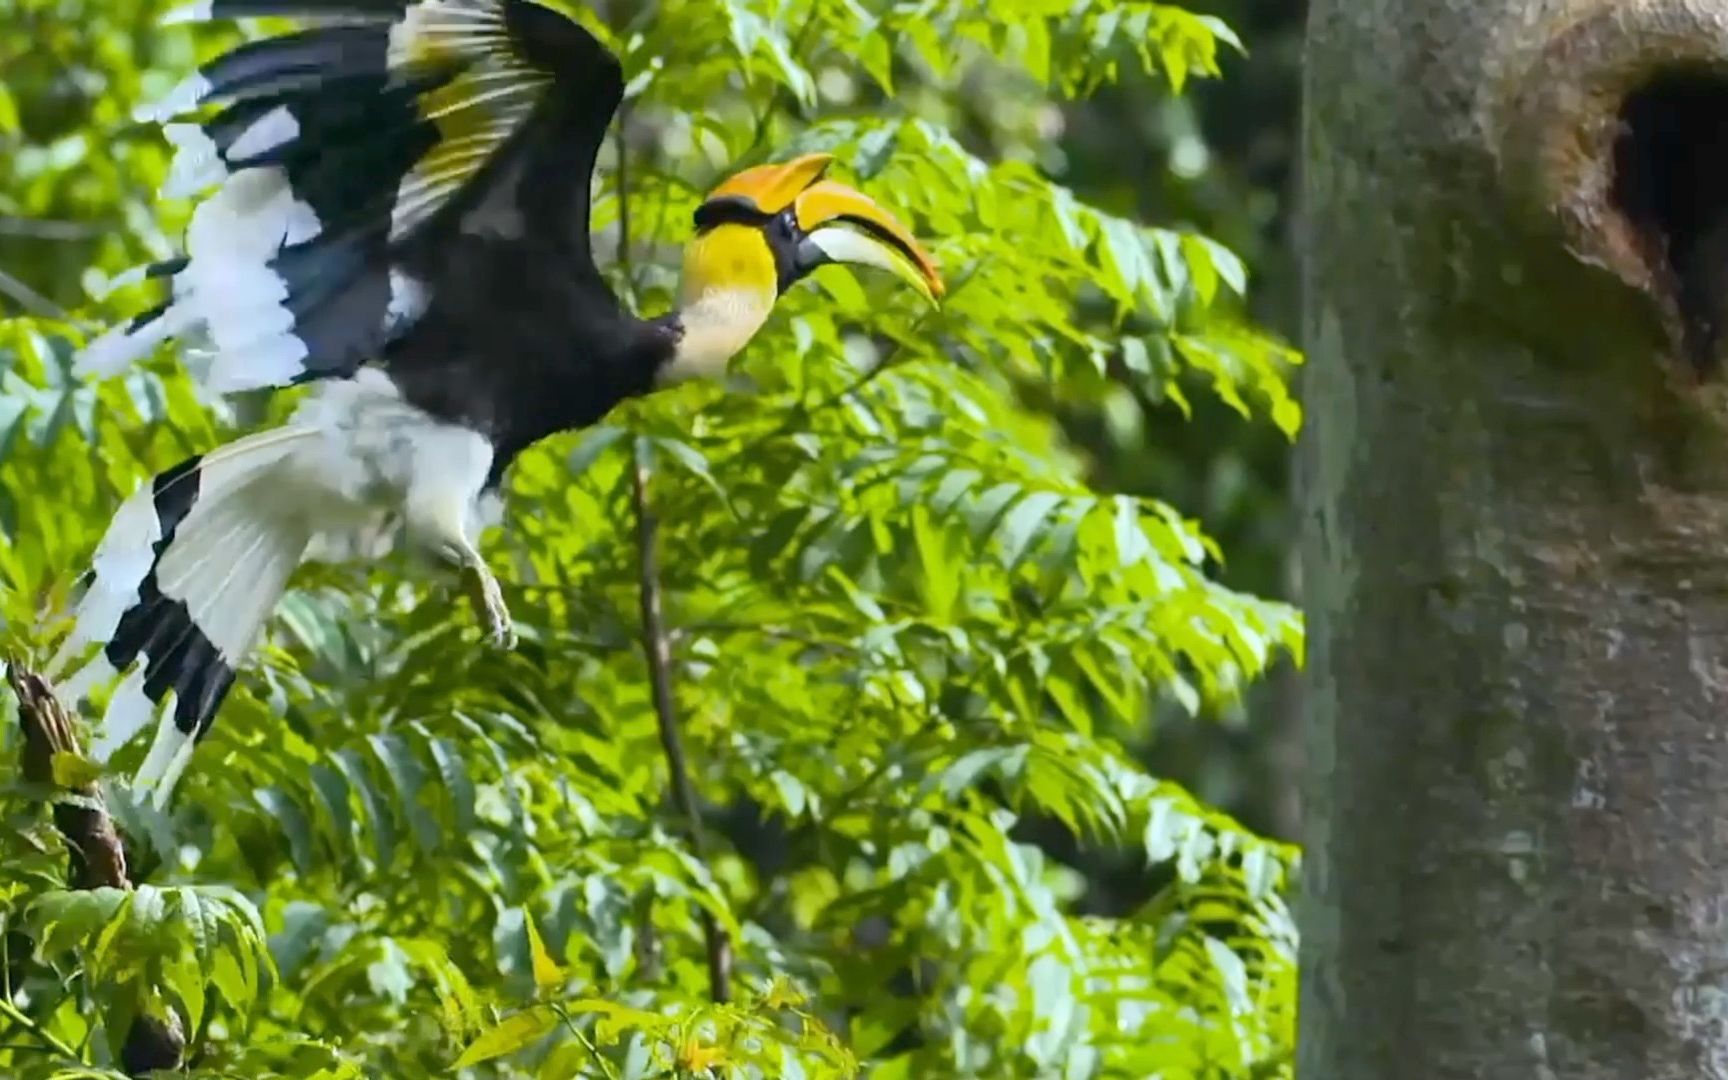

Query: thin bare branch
[[616, 100, 635, 300], [0, 997, 82, 1064], [0, 266, 65, 318], [0, 217, 102, 240], [630, 445, 733, 1004]]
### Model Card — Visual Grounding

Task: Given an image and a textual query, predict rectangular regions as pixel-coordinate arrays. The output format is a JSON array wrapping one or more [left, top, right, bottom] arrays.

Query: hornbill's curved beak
[[793, 179, 945, 306], [703, 153, 945, 306]]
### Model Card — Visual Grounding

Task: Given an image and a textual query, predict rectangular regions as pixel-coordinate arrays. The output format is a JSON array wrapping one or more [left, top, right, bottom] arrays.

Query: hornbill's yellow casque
[[48, 0, 943, 805]]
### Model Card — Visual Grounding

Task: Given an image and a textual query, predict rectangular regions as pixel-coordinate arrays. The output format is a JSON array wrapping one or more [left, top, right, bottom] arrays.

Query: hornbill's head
[[661, 153, 943, 383]]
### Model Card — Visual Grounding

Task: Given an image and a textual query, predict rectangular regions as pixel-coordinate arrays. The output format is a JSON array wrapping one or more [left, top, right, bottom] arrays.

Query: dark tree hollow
[[1610, 70, 1728, 376]]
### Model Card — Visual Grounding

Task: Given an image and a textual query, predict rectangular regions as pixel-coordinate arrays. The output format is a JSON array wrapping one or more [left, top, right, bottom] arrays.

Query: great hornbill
[[46, 0, 943, 805]]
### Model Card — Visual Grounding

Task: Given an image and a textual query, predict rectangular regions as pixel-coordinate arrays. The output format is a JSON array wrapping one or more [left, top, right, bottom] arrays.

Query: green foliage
[[0, 0, 1302, 1077], [28, 884, 274, 1045]]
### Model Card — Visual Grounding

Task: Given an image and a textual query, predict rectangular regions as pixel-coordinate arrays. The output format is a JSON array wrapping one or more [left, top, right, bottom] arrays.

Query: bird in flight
[[46, 0, 943, 806]]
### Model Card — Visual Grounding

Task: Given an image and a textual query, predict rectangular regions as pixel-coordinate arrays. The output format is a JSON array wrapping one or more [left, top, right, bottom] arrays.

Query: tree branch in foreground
[[6, 661, 185, 1075], [630, 450, 733, 1004]]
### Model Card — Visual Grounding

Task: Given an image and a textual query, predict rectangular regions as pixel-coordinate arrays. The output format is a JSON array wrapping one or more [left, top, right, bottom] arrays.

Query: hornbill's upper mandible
[[47, 0, 945, 805]]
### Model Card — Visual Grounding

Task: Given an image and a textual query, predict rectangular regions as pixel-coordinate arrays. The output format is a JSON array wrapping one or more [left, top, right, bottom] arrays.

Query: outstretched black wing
[[78, 0, 623, 393]]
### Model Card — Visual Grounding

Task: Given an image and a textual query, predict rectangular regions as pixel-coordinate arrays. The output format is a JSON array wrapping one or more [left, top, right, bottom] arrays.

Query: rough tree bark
[[6, 665, 184, 1075], [1301, 1, 1728, 1077]]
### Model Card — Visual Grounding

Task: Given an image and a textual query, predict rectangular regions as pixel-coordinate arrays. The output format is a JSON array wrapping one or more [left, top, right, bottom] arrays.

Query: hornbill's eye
[[767, 208, 803, 250], [768, 209, 816, 292]]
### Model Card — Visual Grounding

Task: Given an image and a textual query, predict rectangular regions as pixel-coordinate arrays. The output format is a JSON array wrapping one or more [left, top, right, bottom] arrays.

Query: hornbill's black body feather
[[383, 232, 679, 485]]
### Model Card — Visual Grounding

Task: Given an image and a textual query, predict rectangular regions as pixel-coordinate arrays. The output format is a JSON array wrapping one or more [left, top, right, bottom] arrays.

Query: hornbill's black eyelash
[[692, 196, 777, 230]]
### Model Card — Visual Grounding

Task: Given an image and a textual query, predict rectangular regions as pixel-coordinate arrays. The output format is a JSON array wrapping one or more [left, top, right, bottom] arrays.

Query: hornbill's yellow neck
[[656, 153, 944, 385]]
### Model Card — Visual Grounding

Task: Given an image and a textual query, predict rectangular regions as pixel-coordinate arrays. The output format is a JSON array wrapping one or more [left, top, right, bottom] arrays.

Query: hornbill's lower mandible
[[46, 0, 944, 805]]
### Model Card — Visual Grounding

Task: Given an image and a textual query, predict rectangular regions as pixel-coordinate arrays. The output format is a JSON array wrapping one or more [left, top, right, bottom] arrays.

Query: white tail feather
[[130, 506, 311, 804], [52, 426, 314, 673], [56, 425, 318, 805], [96, 670, 156, 763]]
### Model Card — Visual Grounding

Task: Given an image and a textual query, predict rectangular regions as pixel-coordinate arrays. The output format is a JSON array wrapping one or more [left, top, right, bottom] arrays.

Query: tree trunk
[[1300, 2, 1728, 1078]]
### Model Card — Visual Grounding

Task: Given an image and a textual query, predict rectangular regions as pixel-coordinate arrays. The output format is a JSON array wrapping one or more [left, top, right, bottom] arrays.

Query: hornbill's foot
[[462, 561, 517, 650]]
